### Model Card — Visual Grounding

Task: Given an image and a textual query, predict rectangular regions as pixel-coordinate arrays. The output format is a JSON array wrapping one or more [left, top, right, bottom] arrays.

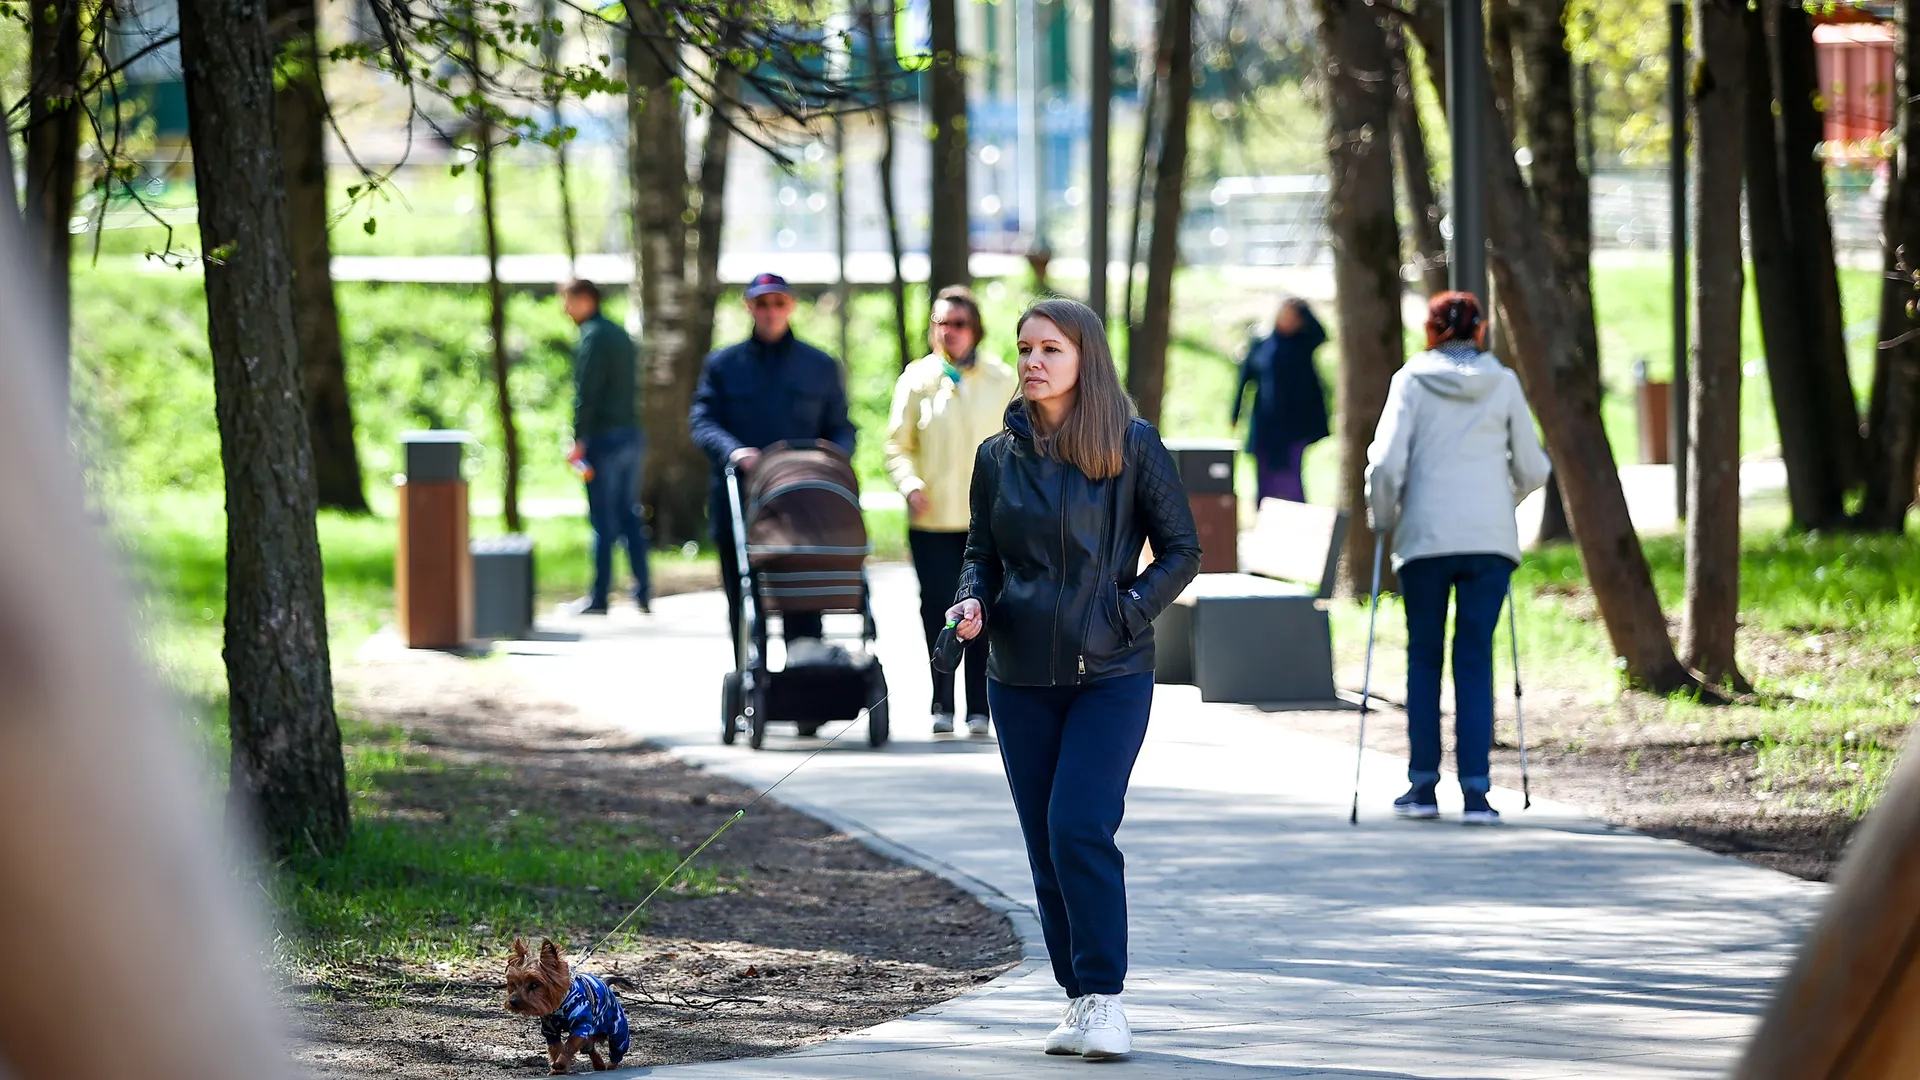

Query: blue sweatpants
[[988, 672, 1154, 998], [1399, 553, 1514, 794]]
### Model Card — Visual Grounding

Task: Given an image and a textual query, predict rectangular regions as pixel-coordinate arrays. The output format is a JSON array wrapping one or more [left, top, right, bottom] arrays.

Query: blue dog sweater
[[539, 972, 630, 1064]]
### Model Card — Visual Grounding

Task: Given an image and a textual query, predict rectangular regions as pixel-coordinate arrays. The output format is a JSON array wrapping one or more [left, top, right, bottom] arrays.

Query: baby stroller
[[720, 440, 889, 750]]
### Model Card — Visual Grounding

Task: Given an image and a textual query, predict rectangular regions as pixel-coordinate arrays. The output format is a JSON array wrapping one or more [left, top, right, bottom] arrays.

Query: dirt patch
[[1266, 697, 1858, 882], [290, 654, 1020, 1077]]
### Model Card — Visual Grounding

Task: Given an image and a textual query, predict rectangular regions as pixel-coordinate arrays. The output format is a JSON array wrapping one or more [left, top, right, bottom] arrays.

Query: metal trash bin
[[471, 534, 535, 640]]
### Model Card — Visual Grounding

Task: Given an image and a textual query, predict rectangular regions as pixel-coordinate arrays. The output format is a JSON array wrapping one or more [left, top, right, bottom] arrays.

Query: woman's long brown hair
[[1016, 297, 1133, 480]]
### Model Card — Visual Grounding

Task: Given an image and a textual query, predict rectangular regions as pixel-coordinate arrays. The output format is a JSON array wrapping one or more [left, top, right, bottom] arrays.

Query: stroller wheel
[[866, 668, 890, 749], [747, 678, 769, 750], [720, 672, 743, 746]]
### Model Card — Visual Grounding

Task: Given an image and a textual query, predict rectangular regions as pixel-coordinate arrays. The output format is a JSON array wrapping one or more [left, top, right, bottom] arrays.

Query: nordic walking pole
[[1507, 580, 1531, 810], [1350, 533, 1385, 825]]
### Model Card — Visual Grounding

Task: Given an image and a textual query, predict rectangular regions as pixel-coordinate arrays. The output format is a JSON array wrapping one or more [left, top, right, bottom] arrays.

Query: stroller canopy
[[744, 442, 868, 614]]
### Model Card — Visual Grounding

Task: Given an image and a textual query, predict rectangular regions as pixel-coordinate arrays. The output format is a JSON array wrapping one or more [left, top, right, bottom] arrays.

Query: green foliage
[[1567, 0, 1679, 166]]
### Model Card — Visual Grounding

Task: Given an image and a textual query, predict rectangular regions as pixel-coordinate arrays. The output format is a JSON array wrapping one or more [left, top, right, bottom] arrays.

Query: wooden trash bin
[[1164, 439, 1240, 575], [396, 431, 473, 649]]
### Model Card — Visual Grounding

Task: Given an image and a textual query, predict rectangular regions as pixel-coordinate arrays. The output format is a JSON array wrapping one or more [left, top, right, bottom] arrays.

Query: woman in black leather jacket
[[947, 297, 1201, 1059]]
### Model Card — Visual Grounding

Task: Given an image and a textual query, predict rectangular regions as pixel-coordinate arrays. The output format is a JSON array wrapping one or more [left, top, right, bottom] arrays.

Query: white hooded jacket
[[1364, 342, 1552, 569]]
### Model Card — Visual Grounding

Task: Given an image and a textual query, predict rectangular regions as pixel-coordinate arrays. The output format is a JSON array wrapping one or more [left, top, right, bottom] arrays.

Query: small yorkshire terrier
[[504, 938, 632, 1074]]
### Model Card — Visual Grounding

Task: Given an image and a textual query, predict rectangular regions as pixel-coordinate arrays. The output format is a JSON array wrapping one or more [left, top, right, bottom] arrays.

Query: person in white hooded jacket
[[1365, 292, 1552, 824]]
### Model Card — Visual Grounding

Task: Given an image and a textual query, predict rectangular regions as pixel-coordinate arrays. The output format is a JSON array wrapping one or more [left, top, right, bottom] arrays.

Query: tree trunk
[[476, 122, 520, 534], [1745, 3, 1846, 530], [630, 16, 704, 546], [1131, 0, 1192, 427], [1862, 0, 1920, 531], [1089, 0, 1112, 320], [928, 0, 970, 292], [1516, 0, 1591, 548], [270, 0, 369, 514], [24, 0, 81, 411], [555, 125, 578, 270], [1121, 64, 1159, 331], [685, 62, 736, 380], [1485, 0, 1521, 147], [0, 106, 16, 222], [864, 5, 911, 369], [1682, 0, 1748, 691], [1774, 1, 1864, 493], [1731, 725, 1920, 1078], [1314, 0, 1403, 598], [466, 28, 521, 535], [177, 0, 350, 857], [1389, 25, 1448, 297], [1409, 2, 1698, 694], [540, 0, 578, 271]]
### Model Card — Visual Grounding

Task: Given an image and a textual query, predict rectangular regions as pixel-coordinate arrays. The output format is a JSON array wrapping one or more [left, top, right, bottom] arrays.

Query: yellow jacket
[[885, 352, 1017, 532]]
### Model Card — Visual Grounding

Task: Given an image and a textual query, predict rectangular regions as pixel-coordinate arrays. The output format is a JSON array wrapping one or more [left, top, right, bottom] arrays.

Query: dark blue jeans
[[988, 672, 1153, 998], [584, 428, 651, 608], [1399, 553, 1514, 794]]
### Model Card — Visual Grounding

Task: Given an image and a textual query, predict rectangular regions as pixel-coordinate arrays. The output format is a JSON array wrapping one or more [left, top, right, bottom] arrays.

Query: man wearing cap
[[562, 278, 651, 615], [690, 273, 857, 652]]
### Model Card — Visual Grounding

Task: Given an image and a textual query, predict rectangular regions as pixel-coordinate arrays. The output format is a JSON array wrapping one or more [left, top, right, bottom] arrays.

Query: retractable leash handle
[[932, 619, 966, 674]]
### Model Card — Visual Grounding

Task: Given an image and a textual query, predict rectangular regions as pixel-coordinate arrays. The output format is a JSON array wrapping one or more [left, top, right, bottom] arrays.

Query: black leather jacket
[[956, 403, 1202, 687]]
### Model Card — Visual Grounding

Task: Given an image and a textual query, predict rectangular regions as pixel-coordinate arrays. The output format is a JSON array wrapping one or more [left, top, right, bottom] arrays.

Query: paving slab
[[504, 564, 1823, 1078]]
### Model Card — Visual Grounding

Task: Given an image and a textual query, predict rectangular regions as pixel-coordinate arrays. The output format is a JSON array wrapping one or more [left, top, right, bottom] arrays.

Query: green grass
[[115, 494, 724, 976], [275, 719, 720, 972]]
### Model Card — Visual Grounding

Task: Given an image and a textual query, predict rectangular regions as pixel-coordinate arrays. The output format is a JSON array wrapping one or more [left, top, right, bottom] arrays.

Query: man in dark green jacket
[[563, 279, 650, 614]]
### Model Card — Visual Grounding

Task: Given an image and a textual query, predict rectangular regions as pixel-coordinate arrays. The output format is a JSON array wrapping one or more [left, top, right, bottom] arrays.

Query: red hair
[[1425, 291, 1486, 349]]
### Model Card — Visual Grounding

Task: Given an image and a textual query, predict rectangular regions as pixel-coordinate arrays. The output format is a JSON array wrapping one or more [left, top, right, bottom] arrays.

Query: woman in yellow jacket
[[886, 285, 1017, 736]]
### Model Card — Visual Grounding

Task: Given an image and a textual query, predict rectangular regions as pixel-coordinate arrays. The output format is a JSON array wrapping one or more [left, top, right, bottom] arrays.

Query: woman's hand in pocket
[[945, 598, 984, 640]]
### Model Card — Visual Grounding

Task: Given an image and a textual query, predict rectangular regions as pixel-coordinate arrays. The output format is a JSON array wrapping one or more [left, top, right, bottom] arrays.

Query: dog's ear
[[539, 939, 571, 980], [540, 939, 561, 962], [509, 937, 528, 965]]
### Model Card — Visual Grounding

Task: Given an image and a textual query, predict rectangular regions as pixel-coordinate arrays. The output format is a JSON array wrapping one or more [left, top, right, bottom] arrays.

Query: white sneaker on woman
[[1079, 994, 1132, 1059], [965, 714, 991, 737], [931, 712, 955, 735], [1042, 997, 1088, 1055]]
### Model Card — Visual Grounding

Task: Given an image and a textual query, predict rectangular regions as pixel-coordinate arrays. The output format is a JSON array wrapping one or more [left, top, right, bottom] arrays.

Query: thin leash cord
[[573, 687, 893, 968]]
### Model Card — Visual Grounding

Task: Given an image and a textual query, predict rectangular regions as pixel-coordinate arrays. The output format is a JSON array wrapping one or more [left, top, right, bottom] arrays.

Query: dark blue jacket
[[689, 331, 857, 528], [1232, 309, 1331, 463]]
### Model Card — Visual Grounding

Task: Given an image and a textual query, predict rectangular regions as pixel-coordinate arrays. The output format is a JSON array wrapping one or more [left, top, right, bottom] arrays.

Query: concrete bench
[[1153, 499, 1348, 704]]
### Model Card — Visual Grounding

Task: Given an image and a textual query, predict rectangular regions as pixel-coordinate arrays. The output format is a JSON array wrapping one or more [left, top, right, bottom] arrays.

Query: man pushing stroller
[[690, 273, 857, 657]]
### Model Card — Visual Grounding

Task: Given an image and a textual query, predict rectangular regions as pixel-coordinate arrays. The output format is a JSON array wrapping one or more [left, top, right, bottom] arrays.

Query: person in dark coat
[[947, 297, 1201, 1059], [1231, 297, 1330, 503], [689, 272, 857, 651]]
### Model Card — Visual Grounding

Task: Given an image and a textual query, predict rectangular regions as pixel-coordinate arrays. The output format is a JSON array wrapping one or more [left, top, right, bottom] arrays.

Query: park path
[[506, 565, 1823, 1079]]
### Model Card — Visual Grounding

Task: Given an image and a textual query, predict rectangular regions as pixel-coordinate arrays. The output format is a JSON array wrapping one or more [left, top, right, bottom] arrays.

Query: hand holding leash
[[932, 619, 967, 674]]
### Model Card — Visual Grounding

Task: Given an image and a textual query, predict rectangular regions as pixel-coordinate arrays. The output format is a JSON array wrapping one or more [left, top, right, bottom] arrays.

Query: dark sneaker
[[634, 594, 652, 614], [1462, 791, 1502, 826], [565, 596, 609, 616], [1393, 783, 1440, 820]]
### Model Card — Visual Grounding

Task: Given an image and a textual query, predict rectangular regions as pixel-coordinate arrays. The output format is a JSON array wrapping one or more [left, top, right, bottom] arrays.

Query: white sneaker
[[931, 712, 955, 735], [965, 714, 991, 737], [1042, 997, 1088, 1055], [1079, 994, 1131, 1059]]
